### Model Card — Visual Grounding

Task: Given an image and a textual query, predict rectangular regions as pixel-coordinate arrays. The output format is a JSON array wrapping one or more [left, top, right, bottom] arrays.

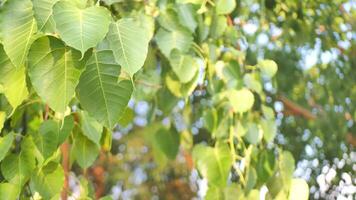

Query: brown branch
[[278, 95, 317, 120]]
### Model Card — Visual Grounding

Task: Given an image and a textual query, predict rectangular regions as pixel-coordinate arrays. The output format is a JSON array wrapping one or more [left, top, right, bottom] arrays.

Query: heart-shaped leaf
[[28, 36, 88, 113], [107, 18, 150, 77], [53, 1, 111, 56], [0, 0, 37, 67], [0, 45, 28, 110], [76, 48, 133, 128], [169, 49, 199, 83]]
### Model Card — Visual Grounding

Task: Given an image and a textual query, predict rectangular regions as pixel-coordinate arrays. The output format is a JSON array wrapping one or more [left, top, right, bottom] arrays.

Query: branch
[[278, 95, 316, 120]]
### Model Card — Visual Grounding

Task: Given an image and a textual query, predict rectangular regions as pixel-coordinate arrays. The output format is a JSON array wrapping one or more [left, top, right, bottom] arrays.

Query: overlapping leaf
[[28, 36, 87, 113], [32, 0, 60, 33], [0, 0, 37, 67], [53, 1, 111, 56], [76, 48, 133, 128], [0, 46, 28, 109], [107, 18, 150, 77]]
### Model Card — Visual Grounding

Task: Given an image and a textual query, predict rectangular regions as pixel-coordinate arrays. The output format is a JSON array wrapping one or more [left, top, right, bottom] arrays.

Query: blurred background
[[66, 0, 356, 199]]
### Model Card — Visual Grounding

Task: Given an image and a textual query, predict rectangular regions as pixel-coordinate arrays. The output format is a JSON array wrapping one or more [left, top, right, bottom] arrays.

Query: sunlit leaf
[[28, 36, 87, 113], [0, 0, 37, 67], [107, 18, 150, 77], [53, 1, 111, 56]]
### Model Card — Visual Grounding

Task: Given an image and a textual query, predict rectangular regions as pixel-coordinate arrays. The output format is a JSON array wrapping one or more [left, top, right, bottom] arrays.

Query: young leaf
[[289, 178, 309, 200], [169, 49, 199, 83], [76, 49, 133, 128], [107, 18, 150, 77], [257, 60, 278, 78], [156, 28, 193, 58], [0, 0, 37, 67], [192, 143, 232, 187], [53, 1, 111, 56], [28, 36, 87, 113], [227, 88, 255, 113]]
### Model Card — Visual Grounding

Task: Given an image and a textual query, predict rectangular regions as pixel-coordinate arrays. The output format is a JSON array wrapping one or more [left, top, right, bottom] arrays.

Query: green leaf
[[169, 49, 199, 83], [76, 48, 133, 128], [244, 123, 263, 145], [72, 131, 100, 168], [0, 45, 28, 109], [107, 18, 150, 77], [216, 0, 236, 15], [177, 3, 198, 33], [0, 132, 14, 162], [1, 136, 36, 187], [245, 167, 257, 192], [257, 60, 278, 78], [279, 151, 295, 185], [0, 183, 20, 200], [261, 118, 277, 142], [32, 0, 60, 33], [154, 128, 180, 160], [58, 115, 75, 145], [53, 1, 111, 56], [80, 111, 103, 145], [0, 0, 37, 67], [28, 36, 87, 113], [227, 88, 255, 113], [32, 120, 59, 159], [155, 28, 193, 58], [192, 142, 232, 187], [289, 179, 309, 200], [31, 163, 64, 199], [0, 111, 5, 132], [166, 70, 200, 97]]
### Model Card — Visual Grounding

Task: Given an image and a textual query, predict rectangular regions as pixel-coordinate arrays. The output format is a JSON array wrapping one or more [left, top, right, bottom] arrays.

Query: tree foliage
[[0, 0, 354, 199]]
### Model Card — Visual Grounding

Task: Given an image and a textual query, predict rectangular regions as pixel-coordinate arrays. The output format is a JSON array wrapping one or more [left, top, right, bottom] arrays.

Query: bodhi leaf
[[32, 0, 60, 33], [76, 48, 133, 128], [154, 128, 180, 160], [257, 59, 278, 78], [289, 178, 309, 200], [0, 112, 5, 132], [0, 0, 37, 67], [32, 120, 59, 159], [31, 163, 64, 199], [107, 18, 150, 77], [0, 183, 20, 200], [192, 142, 232, 187], [0, 132, 14, 162], [72, 131, 100, 168], [1, 136, 36, 188], [216, 0, 236, 15], [169, 49, 199, 83], [155, 28, 193, 58], [166, 71, 200, 97], [244, 123, 263, 145], [80, 111, 103, 146], [0, 45, 28, 110], [227, 88, 255, 113], [53, 1, 111, 56], [28, 36, 88, 113]]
